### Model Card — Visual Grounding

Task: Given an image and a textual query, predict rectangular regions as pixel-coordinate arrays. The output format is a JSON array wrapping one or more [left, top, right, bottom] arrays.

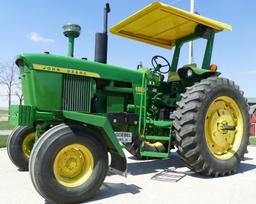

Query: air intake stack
[[94, 3, 111, 64], [63, 24, 81, 57]]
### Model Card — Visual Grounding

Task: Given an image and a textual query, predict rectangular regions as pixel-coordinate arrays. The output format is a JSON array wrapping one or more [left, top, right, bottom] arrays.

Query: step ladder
[[140, 134, 172, 158], [137, 73, 172, 158]]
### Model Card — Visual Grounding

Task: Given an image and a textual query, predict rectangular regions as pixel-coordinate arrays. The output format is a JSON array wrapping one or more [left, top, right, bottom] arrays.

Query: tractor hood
[[16, 53, 143, 84]]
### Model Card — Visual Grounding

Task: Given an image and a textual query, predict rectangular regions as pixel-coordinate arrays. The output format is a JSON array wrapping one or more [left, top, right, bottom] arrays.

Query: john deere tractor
[[8, 2, 249, 204]]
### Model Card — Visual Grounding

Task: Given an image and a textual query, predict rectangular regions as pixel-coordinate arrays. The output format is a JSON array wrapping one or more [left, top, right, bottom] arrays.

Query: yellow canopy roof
[[110, 2, 232, 49]]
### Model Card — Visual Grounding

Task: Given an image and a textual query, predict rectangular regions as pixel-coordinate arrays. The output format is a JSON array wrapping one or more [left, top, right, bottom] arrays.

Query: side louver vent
[[62, 74, 93, 112]]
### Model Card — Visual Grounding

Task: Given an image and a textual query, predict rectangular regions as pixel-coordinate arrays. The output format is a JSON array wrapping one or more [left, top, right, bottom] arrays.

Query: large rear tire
[[29, 124, 108, 204], [173, 77, 249, 176], [7, 126, 35, 171]]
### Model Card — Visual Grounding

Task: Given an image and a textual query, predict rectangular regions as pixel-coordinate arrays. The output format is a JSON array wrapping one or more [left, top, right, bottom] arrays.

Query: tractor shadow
[[126, 152, 256, 180], [89, 182, 142, 202], [44, 183, 142, 204], [190, 160, 256, 180], [88, 153, 187, 202], [237, 158, 256, 173], [127, 152, 194, 182], [44, 153, 256, 204], [127, 152, 186, 176]]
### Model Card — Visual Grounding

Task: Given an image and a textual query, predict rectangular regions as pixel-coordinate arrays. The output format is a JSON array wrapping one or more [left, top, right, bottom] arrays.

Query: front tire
[[29, 124, 108, 204], [173, 77, 249, 176], [7, 126, 35, 171]]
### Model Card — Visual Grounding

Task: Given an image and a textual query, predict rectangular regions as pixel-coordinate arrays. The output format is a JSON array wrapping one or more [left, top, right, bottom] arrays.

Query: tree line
[[0, 61, 23, 113]]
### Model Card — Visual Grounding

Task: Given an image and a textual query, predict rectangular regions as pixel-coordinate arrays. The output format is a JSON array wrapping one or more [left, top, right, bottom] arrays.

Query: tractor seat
[[168, 71, 181, 82], [168, 64, 197, 82]]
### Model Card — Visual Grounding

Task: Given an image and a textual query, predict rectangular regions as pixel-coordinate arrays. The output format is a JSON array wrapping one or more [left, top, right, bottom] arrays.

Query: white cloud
[[240, 70, 256, 75], [28, 32, 55, 43], [171, 0, 182, 5]]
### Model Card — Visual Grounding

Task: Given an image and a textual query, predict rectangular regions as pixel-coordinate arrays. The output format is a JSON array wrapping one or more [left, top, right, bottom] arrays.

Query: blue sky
[[0, 0, 256, 107]]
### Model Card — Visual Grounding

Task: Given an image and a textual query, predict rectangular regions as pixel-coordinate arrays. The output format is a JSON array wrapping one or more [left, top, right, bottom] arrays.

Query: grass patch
[[0, 135, 8, 148], [0, 121, 15, 130], [249, 137, 256, 146], [0, 109, 8, 114]]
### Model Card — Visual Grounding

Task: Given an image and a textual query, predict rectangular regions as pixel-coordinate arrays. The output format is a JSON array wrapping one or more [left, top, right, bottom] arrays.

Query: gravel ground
[[0, 147, 256, 204], [0, 114, 8, 122], [0, 130, 12, 135]]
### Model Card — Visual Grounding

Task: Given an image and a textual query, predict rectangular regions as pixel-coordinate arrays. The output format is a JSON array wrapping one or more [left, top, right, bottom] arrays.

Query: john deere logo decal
[[33, 64, 100, 78]]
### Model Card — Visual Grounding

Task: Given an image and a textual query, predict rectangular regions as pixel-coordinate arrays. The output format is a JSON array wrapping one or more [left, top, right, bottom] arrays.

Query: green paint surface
[[11, 25, 225, 162]]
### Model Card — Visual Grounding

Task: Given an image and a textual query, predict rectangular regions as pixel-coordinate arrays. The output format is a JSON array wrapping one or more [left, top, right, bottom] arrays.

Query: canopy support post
[[202, 33, 215, 69]]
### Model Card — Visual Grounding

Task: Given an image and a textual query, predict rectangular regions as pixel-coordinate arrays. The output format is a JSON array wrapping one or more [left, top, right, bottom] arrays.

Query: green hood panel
[[16, 54, 143, 84]]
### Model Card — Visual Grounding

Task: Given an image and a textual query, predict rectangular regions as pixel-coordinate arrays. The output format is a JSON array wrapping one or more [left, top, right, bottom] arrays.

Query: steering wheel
[[151, 55, 171, 74]]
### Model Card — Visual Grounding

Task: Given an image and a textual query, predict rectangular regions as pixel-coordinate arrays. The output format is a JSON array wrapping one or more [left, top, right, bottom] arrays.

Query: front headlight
[[187, 69, 193, 77]]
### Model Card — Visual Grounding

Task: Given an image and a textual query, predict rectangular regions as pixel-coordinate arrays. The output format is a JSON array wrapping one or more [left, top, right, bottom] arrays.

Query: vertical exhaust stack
[[94, 3, 111, 64]]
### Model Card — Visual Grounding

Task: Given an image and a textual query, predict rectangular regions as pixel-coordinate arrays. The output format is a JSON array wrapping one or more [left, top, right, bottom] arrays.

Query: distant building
[[249, 98, 256, 136], [251, 111, 256, 136]]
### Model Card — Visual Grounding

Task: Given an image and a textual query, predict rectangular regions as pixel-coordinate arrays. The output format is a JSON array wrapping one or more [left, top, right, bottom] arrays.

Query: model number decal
[[115, 132, 132, 143]]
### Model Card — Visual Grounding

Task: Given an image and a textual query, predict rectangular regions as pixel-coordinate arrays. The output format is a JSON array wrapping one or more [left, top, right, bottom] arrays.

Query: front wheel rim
[[204, 96, 244, 160], [53, 144, 94, 188], [22, 132, 35, 158]]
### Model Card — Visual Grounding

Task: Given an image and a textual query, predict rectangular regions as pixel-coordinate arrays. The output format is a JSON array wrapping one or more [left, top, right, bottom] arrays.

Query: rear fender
[[178, 66, 220, 80]]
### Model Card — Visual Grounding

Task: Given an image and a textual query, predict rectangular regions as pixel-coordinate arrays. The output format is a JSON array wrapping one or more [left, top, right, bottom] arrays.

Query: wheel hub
[[59, 150, 83, 178], [205, 96, 243, 160], [217, 120, 228, 133], [66, 158, 77, 170], [53, 144, 94, 188]]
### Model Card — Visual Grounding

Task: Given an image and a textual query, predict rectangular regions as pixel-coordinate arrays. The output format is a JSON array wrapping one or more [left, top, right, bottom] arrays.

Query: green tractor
[[8, 2, 249, 204]]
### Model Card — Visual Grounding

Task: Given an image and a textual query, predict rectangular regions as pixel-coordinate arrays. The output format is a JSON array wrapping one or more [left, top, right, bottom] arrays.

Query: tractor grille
[[62, 74, 93, 112]]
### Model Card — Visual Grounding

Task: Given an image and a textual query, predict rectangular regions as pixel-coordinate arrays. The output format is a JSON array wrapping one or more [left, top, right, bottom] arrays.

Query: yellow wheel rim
[[22, 132, 35, 159], [205, 96, 243, 160], [53, 144, 94, 188], [144, 141, 165, 148]]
